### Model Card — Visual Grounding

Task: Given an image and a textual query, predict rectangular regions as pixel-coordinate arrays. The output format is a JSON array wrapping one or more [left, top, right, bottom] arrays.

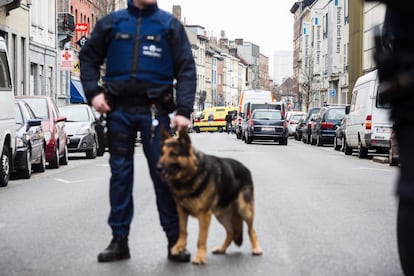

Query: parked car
[[0, 36, 16, 187], [244, 109, 288, 145], [295, 118, 306, 141], [16, 96, 68, 168], [301, 107, 321, 144], [59, 104, 100, 159], [287, 111, 306, 136], [389, 126, 399, 166], [344, 70, 393, 158], [13, 100, 46, 179], [93, 110, 107, 156], [334, 116, 347, 151], [310, 105, 346, 146]]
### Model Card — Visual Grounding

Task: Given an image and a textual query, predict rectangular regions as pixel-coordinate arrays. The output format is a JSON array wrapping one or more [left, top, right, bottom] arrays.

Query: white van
[[343, 69, 392, 158], [0, 37, 16, 187]]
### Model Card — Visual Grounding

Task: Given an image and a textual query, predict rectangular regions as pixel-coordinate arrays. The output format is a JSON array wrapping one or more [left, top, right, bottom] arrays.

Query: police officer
[[79, 0, 196, 263], [366, 0, 414, 274]]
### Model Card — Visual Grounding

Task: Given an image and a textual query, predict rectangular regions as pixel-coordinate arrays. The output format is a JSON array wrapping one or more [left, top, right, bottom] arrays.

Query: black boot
[[97, 235, 130, 262], [167, 237, 191, 263]]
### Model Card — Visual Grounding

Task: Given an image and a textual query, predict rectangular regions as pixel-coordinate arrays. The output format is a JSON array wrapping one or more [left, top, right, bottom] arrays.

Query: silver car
[[59, 104, 99, 159], [286, 111, 306, 136]]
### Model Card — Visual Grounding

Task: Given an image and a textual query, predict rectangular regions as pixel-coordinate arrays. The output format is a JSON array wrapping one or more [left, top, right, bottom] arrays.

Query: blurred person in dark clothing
[[366, 0, 414, 274]]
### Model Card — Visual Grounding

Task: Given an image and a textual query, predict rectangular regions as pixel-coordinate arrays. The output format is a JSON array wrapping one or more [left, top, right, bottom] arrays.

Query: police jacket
[[79, 0, 196, 118]]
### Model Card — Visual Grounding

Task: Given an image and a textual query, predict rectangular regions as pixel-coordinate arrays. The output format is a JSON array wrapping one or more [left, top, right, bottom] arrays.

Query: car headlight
[[77, 124, 91, 135], [44, 131, 52, 142], [16, 137, 25, 148]]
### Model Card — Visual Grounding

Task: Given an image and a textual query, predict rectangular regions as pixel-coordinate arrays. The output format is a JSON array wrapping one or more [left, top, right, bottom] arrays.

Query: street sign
[[75, 23, 88, 32], [60, 50, 74, 71], [77, 36, 88, 47], [330, 89, 336, 97]]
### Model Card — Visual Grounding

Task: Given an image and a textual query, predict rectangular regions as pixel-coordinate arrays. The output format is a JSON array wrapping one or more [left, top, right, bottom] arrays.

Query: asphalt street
[[0, 133, 403, 276]]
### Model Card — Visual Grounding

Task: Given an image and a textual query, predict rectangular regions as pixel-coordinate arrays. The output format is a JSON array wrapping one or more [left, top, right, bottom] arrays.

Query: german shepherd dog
[[157, 129, 263, 264]]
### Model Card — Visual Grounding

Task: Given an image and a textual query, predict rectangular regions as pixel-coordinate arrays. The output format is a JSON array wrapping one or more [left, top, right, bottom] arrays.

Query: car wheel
[[86, 140, 97, 159], [317, 135, 323, 147], [334, 137, 341, 151], [194, 127, 200, 133], [389, 147, 399, 166], [280, 138, 288, 145], [59, 145, 69, 165], [310, 135, 316, 145], [245, 134, 252, 144], [344, 138, 352, 155], [20, 148, 32, 179], [358, 141, 368, 159], [0, 144, 11, 187], [49, 145, 60, 169], [33, 146, 46, 173]]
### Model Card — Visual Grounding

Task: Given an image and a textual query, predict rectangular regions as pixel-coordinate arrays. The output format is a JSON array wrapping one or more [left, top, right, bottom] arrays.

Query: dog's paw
[[212, 247, 226, 255], [192, 255, 206, 265], [171, 244, 185, 255], [252, 248, 263, 256]]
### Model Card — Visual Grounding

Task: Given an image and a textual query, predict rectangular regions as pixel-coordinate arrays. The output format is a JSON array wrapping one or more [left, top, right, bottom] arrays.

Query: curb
[[372, 156, 389, 164]]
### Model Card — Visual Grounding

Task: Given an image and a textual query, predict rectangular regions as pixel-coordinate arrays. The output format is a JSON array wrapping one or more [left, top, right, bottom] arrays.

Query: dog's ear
[[178, 128, 191, 146], [160, 126, 171, 142]]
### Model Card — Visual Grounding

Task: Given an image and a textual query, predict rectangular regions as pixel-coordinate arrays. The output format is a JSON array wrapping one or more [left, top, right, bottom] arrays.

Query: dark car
[[16, 96, 68, 168], [12, 100, 47, 179], [295, 117, 305, 141], [302, 107, 321, 144], [93, 111, 107, 157], [311, 105, 346, 146], [244, 109, 288, 145], [59, 104, 100, 159], [334, 116, 347, 151]]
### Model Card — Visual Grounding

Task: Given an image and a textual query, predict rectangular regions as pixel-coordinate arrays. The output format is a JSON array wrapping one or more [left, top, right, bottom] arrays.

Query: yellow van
[[193, 106, 237, 133]]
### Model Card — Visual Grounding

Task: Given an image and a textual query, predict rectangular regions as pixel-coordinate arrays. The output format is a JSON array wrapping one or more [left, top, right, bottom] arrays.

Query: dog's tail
[[232, 213, 243, 246]]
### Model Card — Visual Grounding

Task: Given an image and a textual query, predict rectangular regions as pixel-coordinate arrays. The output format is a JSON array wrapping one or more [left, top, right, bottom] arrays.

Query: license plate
[[375, 127, 391, 133], [262, 127, 274, 132]]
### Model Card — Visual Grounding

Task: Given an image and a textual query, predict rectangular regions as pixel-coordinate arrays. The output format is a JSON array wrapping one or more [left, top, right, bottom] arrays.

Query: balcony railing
[[58, 12, 75, 34]]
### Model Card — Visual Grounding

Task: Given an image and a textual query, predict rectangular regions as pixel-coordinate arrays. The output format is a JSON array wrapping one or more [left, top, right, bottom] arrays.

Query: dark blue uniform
[[79, 0, 196, 261], [368, 0, 414, 274]]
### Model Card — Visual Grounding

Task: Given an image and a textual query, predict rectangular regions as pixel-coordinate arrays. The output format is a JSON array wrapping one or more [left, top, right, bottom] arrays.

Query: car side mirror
[[55, 116, 67, 123], [345, 105, 350, 115], [26, 119, 42, 131]]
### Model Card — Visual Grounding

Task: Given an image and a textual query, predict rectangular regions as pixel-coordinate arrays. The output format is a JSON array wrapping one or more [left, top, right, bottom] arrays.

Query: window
[[0, 51, 12, 90], [376, 84, 391, 109], [23, 98, 49, 119]]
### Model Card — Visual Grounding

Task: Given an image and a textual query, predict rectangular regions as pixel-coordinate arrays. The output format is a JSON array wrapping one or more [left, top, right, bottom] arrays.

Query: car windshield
[[291, 114, 304, 122], [326, 109, 345, 120], [60, 107, 90, 122], [22, 98, 49, 119], [253, 111, 282, 120]]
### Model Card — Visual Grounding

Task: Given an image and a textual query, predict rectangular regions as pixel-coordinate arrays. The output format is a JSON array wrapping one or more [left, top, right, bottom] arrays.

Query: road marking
[[96, 164, 109, 167], [358, 167, 393, 172], [55, 178, 98, 184], [327, 155, 344, 158]]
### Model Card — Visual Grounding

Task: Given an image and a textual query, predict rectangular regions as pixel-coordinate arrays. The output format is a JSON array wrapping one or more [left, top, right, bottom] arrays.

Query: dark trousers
[[397, 199, 414, 276], [395, 124, 414, 276], [106, 108, 178, 240]]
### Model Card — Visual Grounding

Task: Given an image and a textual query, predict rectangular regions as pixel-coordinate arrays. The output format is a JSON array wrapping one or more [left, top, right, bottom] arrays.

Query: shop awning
[[70, 79, 86, 103]]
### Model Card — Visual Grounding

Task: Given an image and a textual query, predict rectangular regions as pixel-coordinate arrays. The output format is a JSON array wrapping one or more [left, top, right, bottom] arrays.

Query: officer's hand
[[171, 115, 190, 131], [92, 93, 111, 114]]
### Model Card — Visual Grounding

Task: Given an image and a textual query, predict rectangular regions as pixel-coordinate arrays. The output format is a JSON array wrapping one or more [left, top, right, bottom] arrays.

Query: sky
[[156, 0, 295, 61]]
